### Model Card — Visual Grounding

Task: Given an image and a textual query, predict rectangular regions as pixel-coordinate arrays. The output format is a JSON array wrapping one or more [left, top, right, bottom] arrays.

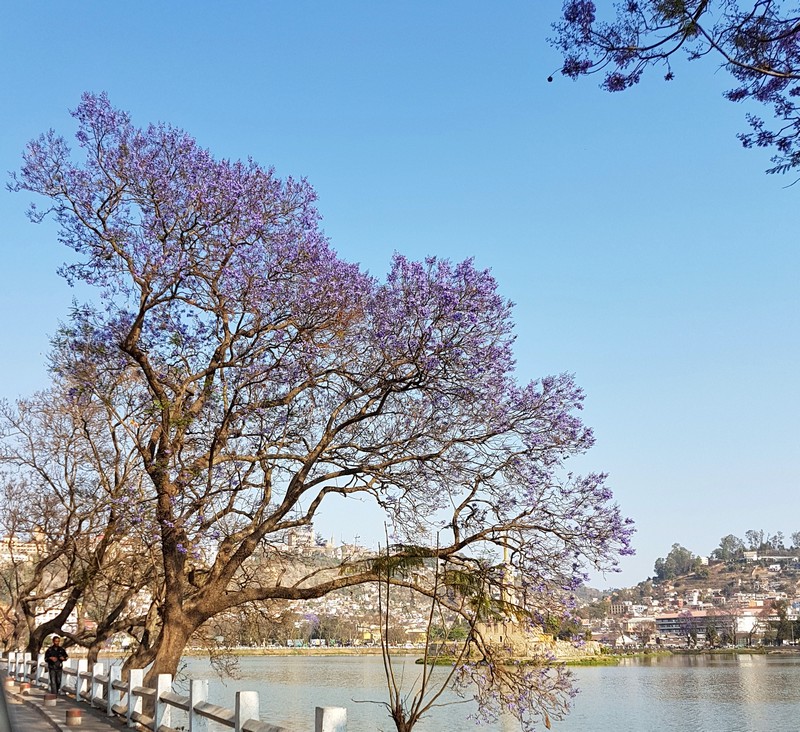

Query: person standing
[[44, 635, 68, 695]]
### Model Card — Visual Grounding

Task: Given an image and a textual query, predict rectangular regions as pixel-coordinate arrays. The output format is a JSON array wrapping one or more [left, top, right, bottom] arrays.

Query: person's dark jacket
[[44, 643, 68, 669]]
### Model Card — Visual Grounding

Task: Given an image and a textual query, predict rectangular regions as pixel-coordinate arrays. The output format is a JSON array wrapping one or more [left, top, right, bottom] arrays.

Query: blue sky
[[1, 1, 797, 588]]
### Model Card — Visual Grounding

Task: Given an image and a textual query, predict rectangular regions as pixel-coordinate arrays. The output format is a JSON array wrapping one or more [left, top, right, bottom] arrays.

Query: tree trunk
[[148, 623, 191, 677], [130, 607, 203, 685], [87, 640, 104, 665], [26, 623, 57, 657], [391, 711, 419, 732]]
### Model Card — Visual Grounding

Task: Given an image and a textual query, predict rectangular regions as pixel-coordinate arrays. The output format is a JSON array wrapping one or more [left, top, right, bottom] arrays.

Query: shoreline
[[89, 645, 800, 662]]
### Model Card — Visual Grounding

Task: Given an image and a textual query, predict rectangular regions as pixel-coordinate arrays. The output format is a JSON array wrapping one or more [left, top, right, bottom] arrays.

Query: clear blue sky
[[1, 2, 797, 588]]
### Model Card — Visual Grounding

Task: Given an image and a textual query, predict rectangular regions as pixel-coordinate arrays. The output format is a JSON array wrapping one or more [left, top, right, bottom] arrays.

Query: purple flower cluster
[[563, 0, 596, 33]]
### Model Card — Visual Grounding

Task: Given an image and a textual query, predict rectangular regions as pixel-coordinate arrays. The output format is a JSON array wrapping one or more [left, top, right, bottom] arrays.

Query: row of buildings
[[591, 557, 800, 648]]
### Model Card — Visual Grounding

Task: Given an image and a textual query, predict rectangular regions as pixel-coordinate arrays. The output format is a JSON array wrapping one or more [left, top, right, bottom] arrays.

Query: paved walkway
[[1, 677, 123, 732]]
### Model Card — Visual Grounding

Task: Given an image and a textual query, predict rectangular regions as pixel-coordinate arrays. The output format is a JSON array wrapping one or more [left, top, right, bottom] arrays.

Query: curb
[[6, 690, 61, 731], [6, 685, 120, 732]]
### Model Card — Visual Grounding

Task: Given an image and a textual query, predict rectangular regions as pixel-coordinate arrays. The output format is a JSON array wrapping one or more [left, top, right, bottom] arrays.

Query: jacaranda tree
[[551, 1, 800, 174], [11, 93, 633, 728]]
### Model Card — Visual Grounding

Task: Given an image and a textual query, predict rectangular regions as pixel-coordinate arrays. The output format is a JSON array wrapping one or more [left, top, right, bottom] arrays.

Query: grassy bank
[[564, 656, 621, 666]]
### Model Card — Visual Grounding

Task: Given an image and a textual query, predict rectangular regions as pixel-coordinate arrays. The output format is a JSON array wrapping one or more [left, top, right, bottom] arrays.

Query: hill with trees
[[576, 529, 800, 650]]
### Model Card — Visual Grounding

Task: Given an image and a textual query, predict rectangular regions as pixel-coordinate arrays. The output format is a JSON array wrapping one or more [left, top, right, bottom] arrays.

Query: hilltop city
[[4, 527, 798, 653]]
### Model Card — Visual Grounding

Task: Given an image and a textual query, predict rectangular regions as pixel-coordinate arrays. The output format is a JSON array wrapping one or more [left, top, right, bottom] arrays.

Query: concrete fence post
[[316, 706, 347, 732], [126, 668, 143, 728], [60, 658, 71, 692], [36, 654, 46, 689], [235, 690, 259, 732], [154, 674, 172, 731], [188, 678, 208, 732], [75, 659, 88, 701], [21, 653, 31, 683], [107, 665, 121, 717], [90, 662, 104, 706]]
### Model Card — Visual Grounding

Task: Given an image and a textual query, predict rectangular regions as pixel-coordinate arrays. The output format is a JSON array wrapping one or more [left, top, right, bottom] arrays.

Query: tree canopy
[[712, 534, 744, 562], [9, 93, 633, 728], [0, 382, 154, 658], [550, 1, 800, 174], [653, 543, 696, 580]]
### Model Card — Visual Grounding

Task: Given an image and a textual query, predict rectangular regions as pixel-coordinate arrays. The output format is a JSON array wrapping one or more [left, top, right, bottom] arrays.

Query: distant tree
[[745, 529, 765, 551], [654, 543, 695, 581], [550, 1, 800, 174], [770, 599, 792, 645], [708, 607, 738, 647], [549, 615, 584, 642], [635, 579, 654, 601], [635, 620, 655, 646], [791, 532, 800, 550], [759, 606, 776, 645], [429, 621, 470, 642], [204, 602, 294, 647], [705, 622, 719, 648], [675, 610, 700, 648], [748, 530, 788, 552], [712, 534, 744, 563], [11, 93, 633, 725], [317, 613, 358, 646], [705, 613, 720, 648]]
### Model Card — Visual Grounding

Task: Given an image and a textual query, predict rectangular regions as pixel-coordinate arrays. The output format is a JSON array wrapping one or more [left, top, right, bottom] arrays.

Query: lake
[[181, 653, 800, 732]]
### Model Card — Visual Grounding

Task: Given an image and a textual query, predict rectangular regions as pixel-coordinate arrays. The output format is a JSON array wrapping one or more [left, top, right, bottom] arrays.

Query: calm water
[[181, 653, 800, 732]]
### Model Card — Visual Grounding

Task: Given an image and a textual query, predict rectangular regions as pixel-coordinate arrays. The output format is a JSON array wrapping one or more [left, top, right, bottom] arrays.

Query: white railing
[[4, 651, 347, 731]]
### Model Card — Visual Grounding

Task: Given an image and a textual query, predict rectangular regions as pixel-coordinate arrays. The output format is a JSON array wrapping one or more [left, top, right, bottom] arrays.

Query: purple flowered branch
[[550, 1, 800, 174]]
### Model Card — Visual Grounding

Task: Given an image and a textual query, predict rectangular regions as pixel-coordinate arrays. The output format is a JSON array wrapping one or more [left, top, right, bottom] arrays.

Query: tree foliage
[[0, 384, 154, 658], [744, 528, 788, 551], [9, 94, 633, 725], [550, 1, 800, 173], [653, 543, 695, 580], [768, 598, 793, 644], [712, 534, 744, 562]]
